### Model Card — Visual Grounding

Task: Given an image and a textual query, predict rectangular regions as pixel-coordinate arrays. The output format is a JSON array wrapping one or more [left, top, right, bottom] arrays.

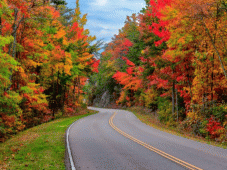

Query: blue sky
[[66, 0, 146, 44]]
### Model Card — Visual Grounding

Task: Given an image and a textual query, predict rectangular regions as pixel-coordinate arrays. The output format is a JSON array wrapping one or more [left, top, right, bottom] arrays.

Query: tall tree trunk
[[6, 8, 19, 91], [62, 84, 66, 114], [73, 79, 76, 102], [211, 53, 214, 102], [0, 16, 2, 57], [211, 4, 218, 104], [0, 16, 2, 36], [187, 73, 194, 112], [202, 94, 205, 114], [52, 68, 55, 118], [57, 70, 59, 94], [205, 43, 208, 112], [76, 76, 79, 100], [172, 81, 175, 115], [8, 8, 19, 56], [176, 87, 178, 121], [66, 84, 69, 105], [78, 77, 80, 101]]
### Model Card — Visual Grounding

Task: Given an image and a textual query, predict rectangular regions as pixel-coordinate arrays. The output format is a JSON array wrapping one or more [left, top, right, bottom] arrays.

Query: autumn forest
[[87, 0, 227, 143], [0, 0, 100, 141], [1, 0, 227, 144]]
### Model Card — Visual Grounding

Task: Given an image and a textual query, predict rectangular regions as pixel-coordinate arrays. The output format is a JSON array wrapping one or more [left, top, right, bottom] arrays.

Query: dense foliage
[[87, 0, 227, 142], [0, 0, 100, 141]]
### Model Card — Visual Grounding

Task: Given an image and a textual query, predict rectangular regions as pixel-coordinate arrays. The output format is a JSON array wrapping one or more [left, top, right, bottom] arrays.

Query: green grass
[[127, 107, 227, 149], [0, 110, 97, 170]]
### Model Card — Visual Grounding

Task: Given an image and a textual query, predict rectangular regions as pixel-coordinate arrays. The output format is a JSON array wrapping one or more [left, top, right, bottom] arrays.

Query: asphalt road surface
[[65, 107, 227, 170]]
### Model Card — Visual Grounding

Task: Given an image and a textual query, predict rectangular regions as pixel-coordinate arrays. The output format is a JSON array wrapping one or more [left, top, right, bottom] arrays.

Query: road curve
[[66, 107, 227, 170]]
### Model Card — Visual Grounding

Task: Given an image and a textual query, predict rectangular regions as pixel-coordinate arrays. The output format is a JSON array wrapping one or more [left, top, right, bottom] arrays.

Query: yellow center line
[[109, 112, 203, 170]]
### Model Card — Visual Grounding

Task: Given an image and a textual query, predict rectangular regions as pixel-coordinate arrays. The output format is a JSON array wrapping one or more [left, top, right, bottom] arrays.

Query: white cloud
[[99, 30, 113, 36], [89, 26, 120, 38], [67, 0, 146, 44], [93, 0, 108, 6], [87, 20, 123, 30]]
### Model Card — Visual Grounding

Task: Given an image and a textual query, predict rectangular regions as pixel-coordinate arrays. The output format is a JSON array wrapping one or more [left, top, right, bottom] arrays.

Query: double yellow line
[[109, 112, 203, 170]]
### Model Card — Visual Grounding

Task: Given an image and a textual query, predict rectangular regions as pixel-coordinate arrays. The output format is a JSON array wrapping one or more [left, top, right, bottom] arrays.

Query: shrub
[[178, 112, 206, 136], [157, 97, 172, 123], [199, 119, 209, 137], [141, 88, 158, 111], [211, 104, 227, 123], [206, 116, 225, 140]]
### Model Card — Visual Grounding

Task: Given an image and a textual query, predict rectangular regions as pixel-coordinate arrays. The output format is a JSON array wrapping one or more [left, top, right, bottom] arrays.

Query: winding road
[[65, 107, 227, 170]]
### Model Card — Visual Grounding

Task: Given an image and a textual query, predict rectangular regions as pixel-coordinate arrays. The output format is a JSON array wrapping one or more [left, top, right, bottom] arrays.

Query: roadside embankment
[[0, 110, 97, 170], [127, 106, 227, 149]]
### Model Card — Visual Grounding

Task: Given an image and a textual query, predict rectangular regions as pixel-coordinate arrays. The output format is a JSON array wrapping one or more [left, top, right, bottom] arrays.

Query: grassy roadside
[[0, 109, 97, 170], [128, 107, 227, 149]]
